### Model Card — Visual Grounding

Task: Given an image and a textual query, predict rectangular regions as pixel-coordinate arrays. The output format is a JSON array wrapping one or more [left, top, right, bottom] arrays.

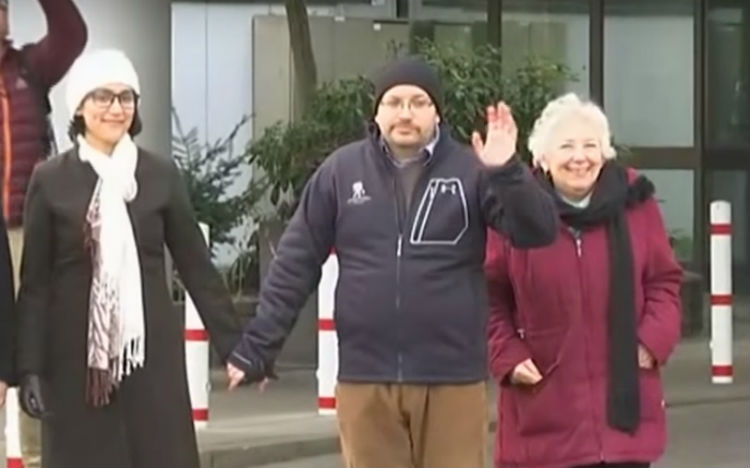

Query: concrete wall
[[171, 3, 259, 263], [11, 0, 172, 158], [252, 15, 409, 135], [172, 2, 394, 146]]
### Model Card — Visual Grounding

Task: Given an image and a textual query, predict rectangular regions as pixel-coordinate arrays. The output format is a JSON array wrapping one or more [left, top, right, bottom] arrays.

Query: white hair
[[527, 93, 616, 167]]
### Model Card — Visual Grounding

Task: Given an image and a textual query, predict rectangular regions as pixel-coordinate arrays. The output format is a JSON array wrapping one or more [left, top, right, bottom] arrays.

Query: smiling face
[[374, 84, 439, 156], [542, 115, 606, 200], [78, 83, 137, 153]]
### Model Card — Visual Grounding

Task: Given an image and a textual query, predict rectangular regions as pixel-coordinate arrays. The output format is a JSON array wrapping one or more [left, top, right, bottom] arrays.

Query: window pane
[[706, 1, 750, 147], [639, 169, 694, 262], [409, 1, 487, 50], [501, 0, 590, 96], [604, 0, 694, 147], [710, 170, 749, 292]]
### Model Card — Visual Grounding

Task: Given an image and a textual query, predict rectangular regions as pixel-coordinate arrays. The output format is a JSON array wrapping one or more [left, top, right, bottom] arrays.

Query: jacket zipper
[[396, 234, 403, 381], [571, 229, 605, 461], [393, 176, 405, 382], [391, 160, 432, 383]]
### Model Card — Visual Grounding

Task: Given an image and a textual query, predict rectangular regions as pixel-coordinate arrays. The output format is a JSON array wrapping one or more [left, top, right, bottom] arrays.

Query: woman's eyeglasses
[[88, 89, 138, 110]]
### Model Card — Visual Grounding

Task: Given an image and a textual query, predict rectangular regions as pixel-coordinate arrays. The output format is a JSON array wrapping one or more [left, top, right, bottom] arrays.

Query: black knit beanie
[[372, 57, 444, 117]]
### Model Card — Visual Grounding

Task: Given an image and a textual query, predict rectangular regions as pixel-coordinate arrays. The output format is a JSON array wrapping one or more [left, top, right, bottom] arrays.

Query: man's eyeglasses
[[379, 98, 434, 113], [88, 89, 138, 110]]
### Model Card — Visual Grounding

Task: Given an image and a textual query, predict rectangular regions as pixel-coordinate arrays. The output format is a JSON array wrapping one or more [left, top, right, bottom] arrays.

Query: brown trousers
[[9, 228, 42, 468], [336, 381, 488, 468]]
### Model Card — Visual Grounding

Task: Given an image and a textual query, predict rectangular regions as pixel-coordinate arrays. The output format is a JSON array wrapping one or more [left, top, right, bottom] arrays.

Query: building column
[[488, 0, 501, 46]]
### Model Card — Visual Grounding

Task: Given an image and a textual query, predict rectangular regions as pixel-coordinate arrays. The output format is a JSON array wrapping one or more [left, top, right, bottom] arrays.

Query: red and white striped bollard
[[317, 250, 339, 415], [710, 201, 733, 384], [185, 222, 211, 427], [4, 387, 24, 467]]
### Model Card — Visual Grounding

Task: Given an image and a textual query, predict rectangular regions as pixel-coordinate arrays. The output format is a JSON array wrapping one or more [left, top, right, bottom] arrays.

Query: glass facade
[[639, 169, 695, 262], [603, 0, 695, 147], [710, 170, 749, 293], [501, 0, 590, 95], [409, 0, 487, 50], [706, 0, 750, 147], [704, 0, 750, 290], [173, 0, 749, 287]]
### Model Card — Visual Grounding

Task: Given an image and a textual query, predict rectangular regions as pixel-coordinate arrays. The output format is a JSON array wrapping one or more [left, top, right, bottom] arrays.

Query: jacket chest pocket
[[409, 178, 469, 246]]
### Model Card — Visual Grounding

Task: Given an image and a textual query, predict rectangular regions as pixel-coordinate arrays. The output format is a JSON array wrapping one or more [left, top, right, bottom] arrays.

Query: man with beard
[[228, 57, 558, 467]]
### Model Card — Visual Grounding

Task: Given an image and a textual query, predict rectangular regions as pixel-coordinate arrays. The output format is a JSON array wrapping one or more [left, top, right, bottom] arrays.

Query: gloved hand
[[20, 374, 49, 419]]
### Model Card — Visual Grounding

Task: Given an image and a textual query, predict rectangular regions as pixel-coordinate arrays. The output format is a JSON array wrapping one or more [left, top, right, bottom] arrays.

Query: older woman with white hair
[[15, 49, 241, 467], [485, 93, 682, 468]]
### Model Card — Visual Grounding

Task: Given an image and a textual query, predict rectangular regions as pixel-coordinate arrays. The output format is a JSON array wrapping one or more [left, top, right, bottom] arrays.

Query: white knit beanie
[[66, 49, 141, 117]]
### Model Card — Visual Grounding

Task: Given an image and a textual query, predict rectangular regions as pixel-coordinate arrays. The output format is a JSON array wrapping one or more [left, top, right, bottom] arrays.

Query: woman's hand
[[638, 344, 656, 369], [510, 358, 543, 385]]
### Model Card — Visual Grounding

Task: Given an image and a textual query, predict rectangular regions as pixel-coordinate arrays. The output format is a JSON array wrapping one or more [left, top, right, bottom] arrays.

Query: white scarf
[[79, 134, 145, 402]]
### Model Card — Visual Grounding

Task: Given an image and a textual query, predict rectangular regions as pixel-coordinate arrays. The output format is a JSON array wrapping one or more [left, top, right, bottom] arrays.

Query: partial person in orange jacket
[[0, 1, 87, 467]]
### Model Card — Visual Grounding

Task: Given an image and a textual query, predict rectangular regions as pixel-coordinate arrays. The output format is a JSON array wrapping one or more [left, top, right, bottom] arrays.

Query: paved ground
[[2, 313, 748, 467], [252, 399, 750, 468]]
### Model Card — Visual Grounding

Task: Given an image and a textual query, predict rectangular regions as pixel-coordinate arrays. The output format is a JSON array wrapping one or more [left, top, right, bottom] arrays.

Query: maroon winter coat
[[485, 170, 682, 468]]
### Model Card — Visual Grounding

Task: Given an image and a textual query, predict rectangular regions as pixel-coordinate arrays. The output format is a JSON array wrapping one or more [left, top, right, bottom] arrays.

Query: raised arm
[[22, 0, 87, 88], [471, 102, 558, 248]]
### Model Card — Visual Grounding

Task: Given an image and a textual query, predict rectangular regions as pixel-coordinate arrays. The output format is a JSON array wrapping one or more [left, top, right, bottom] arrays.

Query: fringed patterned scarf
[[79, 134, 145, 407]]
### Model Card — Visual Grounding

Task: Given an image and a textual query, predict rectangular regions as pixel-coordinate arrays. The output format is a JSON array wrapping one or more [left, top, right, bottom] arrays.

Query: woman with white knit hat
[[15, 49, 241, 467]]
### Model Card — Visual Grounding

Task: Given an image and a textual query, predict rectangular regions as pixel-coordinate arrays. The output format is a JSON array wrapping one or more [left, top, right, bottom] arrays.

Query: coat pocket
[[511, 327, 569, 437], [521, 327, 566, 376], [639, 368, 666, 422], [511, 375, 569, 437]]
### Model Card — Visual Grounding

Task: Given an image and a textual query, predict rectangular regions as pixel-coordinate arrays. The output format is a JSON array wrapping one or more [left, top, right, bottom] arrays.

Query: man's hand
[[227, 362, 245, 390], [227, 362, 270, 392], [471, 102, 518, 167], [638, 344, 656, 369], [0, 380, 7, 408], [510, 358, 543, 386]]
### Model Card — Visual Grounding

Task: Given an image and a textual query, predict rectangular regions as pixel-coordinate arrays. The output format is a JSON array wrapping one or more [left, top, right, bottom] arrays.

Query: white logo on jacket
[[410, 178, 468, 246], [347, 181, 371, 205]]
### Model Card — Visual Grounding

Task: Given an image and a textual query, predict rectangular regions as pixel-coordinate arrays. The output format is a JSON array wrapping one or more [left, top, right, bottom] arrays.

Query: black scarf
[[536, 162, 654, 434]]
